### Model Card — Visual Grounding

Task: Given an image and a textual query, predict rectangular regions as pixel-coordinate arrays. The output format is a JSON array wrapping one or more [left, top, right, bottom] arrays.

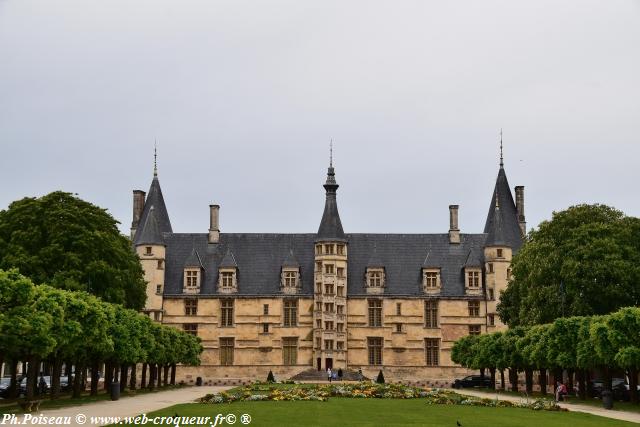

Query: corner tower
[[483, 139, 524, 331], [314, 147, 348, 371], [132, 150, 173, 322]]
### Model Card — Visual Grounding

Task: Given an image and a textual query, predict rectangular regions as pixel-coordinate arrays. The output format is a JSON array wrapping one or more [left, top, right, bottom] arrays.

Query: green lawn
[[128, 399, 636, 427], [467, 388, 640, 414]]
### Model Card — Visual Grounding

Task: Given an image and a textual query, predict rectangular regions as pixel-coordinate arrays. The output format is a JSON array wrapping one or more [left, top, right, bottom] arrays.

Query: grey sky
[[1, 0, 639, 236]]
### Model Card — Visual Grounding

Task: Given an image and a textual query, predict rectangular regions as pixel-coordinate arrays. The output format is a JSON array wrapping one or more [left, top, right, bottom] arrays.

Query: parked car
[[590, 377, 640, 401], [452, 375, 493, 389], [0, 377, 11, 399]]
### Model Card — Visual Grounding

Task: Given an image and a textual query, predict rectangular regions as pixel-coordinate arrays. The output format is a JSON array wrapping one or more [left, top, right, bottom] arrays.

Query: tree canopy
[[498, 204, 640, 327], [0, 191, 146, 310]]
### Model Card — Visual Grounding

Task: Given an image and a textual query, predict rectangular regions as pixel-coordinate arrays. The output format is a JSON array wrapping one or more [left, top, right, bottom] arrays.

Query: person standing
[[327, 368, 332, 383], [338, 368, 343, 382]]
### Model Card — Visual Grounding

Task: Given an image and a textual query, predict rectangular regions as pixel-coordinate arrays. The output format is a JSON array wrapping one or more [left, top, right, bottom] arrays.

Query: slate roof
[[134, 176, 172, 245], [483, 166, 523, 250], [317, 166, 346, 242], [282, 249, 300, 268], [163, 232, 488, 297], [135, 207, 165, 246], [184, 248, 203, 268]]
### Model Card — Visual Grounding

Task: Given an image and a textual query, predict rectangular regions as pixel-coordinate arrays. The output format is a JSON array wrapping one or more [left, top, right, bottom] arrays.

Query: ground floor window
[[183, 323, 197, 336], [425, 338, 439, 366], [367, 337, 383, 365], [282, 337, 298, 365], [220, 337, 234, 366]]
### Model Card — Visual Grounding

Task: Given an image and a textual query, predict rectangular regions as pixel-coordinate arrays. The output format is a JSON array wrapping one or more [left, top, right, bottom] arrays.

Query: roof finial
[[153, 140, 158, 177], [330, 139, 333, 168], [499, 128, 504, 168]]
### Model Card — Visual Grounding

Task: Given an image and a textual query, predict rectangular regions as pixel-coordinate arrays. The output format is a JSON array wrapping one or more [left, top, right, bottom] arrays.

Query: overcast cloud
[[0, 0, 639, 236]]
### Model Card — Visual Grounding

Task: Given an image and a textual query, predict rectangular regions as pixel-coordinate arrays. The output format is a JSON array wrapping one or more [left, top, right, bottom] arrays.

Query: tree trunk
[[156, 364, 161, 387], [50, 358, 62, 399], [90, 361, 99, 396], [170, 364, 176, 385], [148, 364, 156, 389], [500, 369, 505, 390], [567, 369, 574, 394], [629, 368, 638, 405], [120, 364, 128, 392], [489, 368, 496, 390], [72, 363, 83, 398], [539, 368, 548, 396], [525, 368, 533, 394], [163, 365, 169, 387], [9, 359, 19, 399], [104, 362, 112, 391], [586, 370, 593, 397], [141, 363, 147, 388], [553, 368, 563, 388], [25, 356, 38, 400], [577, 369, 587, 400], [603, 366, 613, 392], [480, 368, 485, 380], [129, 364, 137, 391], [67, 362, 73, 392], [509, 368, 519, 392]]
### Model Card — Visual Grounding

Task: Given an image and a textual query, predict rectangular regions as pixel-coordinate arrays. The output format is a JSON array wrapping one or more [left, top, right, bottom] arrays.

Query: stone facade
[[130, 155, 525, 383]]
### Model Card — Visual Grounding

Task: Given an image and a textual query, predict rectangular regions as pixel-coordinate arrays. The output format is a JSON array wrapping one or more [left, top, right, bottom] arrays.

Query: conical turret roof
[[135, 206, 164, 245], [316, 163, 346, 242], [134, 174, 172, 245], [483, 165, 522, 250]]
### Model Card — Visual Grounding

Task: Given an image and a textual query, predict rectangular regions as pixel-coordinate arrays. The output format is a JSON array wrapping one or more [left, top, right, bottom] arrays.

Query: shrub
[[376, 370, 385, 384], [266, 370, 275, 383]]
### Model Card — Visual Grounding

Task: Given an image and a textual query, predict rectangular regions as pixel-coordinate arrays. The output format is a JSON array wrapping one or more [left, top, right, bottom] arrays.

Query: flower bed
[[424, 390, 565, 412], [199, 383, 564, 412], [199, 383, 428, 404]]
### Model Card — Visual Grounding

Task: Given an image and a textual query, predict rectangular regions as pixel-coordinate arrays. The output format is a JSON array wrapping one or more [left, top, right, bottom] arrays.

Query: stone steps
[[290, 369, 368, 382]]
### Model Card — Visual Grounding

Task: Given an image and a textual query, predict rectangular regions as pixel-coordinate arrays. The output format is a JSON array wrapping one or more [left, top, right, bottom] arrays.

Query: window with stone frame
[[337, 244, 345, 255], [156, 284, 162, 295], [395, 323, 403, 333], [220, 338, 234, 365], [367, 337, 383, 365], [337, 286, 344, 297], [336, 304, 344, 315], [325, 264, 335, 274], [366, 269, 384, 287], [368, 299, 383, 327], [262, 323, 269, 333], [325, 321, 334, 330], [497, 248, 504, 258], [263, 304, 269, 315], [337, 267, 345, 278], [157, 260, 164, 270], [468, 300, 480, 317], [183, 323, 197, 336], [325, 244, 334, 255], [396, 303, 402, 315], [488, 313, 495, 326], [325, 340, 334, 350], [336, 322, 344, 332], [145, 246, 152, 256], [488, 288, 495, 300], [466, 270, 481, 288], [422, 269, 440, 290], [283, 299, 298, 327], [425, 338, 439, 366], [325, 284, 334, 295], [221, 271, 235, 287], [336, 341, 344, 350], [154, 311, 161, 322], [424, 300, 438, 328], [282, 269, 299, 289], [184, 269, 200, 293], [469, 325, 481, 335], [221, 299, 234, 327], [185, 299, 198, 316], [282, 337, 298, 365]]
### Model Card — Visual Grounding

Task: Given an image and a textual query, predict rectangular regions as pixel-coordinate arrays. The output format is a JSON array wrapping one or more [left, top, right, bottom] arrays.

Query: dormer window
[[422, 268, 441, 293], [465, 268, 482, 295], [281, 268, 300, 294], [219, 269, 237, 293], [366, 268, 385, 294], [183, 268, 201, 294]]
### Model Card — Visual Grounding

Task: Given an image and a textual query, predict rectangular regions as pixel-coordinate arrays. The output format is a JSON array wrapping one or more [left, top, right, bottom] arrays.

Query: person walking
[[327, 368, 332, 383]]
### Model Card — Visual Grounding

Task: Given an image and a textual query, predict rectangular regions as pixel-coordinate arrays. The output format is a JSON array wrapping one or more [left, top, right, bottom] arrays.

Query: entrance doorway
[[317, 358, 322, 371], [325, 358, 333, 370]]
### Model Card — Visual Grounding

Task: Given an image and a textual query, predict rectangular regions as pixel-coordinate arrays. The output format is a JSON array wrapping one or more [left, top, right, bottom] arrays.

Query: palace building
[[130, 150, 525, 382]]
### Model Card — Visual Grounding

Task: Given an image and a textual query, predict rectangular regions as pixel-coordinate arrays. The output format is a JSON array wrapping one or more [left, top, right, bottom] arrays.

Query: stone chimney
[[515, 186, 526, 236], [209, 204, 220, 243], [449, 205, 460, 244], [130, 190, 146, 239]]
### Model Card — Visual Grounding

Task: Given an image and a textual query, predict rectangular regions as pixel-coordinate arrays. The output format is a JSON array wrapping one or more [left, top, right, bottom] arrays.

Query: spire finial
[[330, 139, 333, 168], [499, 128, 504, 168], [153, 140, 158, 177]]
